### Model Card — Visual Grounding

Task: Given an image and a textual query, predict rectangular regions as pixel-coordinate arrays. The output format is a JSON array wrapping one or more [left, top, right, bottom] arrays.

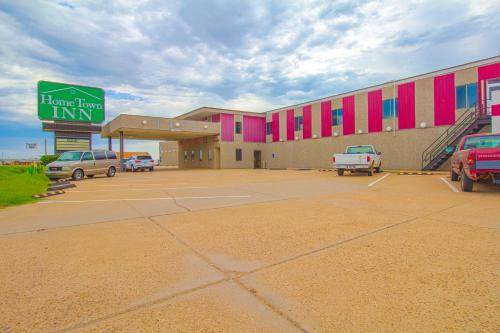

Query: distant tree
[[40, 155, 58, 165]]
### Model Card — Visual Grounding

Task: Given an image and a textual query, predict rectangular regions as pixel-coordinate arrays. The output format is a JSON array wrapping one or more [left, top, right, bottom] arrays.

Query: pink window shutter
[[321, 101, 332, 137], [434, 73, 455, 126], [368, 90, 383, 133], [342, 96, 355, 135], [302, 105, 312, 139], [220, 113, 234, 141], [272, 112, 280, 142], [397, 82, 416, 130], [286, 109, 295, 141], [478, 62, 500, 114]]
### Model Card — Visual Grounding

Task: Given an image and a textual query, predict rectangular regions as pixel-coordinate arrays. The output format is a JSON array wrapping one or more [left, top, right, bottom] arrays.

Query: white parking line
[[440, 177, 459, 192], [68, 186, 208, 192], [368, 173, 390, 187], [38, 195, 250, 204]]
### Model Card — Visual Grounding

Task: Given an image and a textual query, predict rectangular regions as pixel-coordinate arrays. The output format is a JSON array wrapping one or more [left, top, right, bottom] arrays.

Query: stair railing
[[421, 103, 478, 170]]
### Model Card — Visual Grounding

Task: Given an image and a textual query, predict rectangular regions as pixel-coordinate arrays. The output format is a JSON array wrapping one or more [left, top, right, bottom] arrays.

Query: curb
[[396, 171, 435, 176], [33, 190, 65, 199], [319, 169, 335, 172], [47, 183, 76, 191]]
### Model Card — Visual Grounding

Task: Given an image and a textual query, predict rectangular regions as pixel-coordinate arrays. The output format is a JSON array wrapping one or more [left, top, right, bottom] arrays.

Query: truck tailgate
[[475, 148, 500, 170], [335, 154, 368, 165]]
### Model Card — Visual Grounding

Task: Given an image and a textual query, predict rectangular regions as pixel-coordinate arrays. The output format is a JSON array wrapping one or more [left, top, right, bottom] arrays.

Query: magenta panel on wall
[[272, 112, 280, 142], [286, 109, 295, 141], [211, 113, 220, 122], [478, 62, 500, 114], [434, 73, 455, 126], [368, 90, 383, 133], [321, 100, 332, 137], [302, 105, 312, 139], [220, 113, 234, 142], [397, 82, 416, 130], [342, 96, 355, 135], [243, 115, 266, 143]]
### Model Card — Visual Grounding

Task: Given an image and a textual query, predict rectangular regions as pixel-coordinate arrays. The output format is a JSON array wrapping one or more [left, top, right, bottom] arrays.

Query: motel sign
[[37, 81, 105, 123]]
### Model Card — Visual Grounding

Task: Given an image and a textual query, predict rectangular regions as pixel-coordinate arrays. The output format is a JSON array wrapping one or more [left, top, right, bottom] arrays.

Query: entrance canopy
[[101, 114, 219, 140]]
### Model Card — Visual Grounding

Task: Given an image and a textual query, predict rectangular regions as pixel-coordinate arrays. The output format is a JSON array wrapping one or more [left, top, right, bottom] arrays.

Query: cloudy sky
[[1, 0, 499, 159]]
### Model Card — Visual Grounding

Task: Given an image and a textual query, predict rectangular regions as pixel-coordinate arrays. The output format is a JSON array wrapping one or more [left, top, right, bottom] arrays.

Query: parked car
[[46, 150, 119, 180], [333, 145, 382, 176], [123, 154, 155, 172], [450, 133, 500, 192]]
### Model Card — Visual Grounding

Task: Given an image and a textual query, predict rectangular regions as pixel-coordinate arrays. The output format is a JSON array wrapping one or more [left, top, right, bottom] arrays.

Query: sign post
[[37, 81, 105, 154]]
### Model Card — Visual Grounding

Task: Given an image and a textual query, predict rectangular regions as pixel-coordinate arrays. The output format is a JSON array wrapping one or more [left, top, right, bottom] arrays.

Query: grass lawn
[[0, 166, 49, 208]]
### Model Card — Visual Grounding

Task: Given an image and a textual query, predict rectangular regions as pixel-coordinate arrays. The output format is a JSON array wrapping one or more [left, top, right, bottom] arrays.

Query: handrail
[[421, 103, 478, 170]]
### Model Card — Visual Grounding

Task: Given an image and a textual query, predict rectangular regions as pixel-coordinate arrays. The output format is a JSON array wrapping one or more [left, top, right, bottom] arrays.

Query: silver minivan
[[46, 150, 119, 180]]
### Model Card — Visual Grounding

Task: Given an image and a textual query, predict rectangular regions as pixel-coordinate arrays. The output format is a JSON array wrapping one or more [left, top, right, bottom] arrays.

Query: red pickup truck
[[450, 133, 500, 192]]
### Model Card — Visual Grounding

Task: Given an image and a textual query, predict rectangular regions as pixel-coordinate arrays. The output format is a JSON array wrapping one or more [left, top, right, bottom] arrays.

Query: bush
[[40, 154, 58, 165]]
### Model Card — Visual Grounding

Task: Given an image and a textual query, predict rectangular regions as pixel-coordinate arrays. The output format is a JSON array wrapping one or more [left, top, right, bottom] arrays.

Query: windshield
[[57, 152, 83, 161], [463, 136, 500, 149], [137, 155, 152, 160], [346, 146, 374, 154]]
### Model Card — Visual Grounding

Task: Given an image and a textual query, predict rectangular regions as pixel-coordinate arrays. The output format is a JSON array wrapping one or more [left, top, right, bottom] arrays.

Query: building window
[[332, 108, 343, 126], [294, 116, 303, 131], [383, 99, 398, 119], [191, 150, 195, 161], [184, 151, 188, 160], [266, 122, 272, 135], [456, 83, 478, 109], [236, 148, 242, 161], [235, 121, 242, 134], [199, 149, 203, 161], [208, 149, 213, 161]]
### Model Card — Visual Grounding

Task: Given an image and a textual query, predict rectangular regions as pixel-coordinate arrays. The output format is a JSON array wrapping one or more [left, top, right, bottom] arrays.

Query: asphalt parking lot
[[0, 169, 499, 332]]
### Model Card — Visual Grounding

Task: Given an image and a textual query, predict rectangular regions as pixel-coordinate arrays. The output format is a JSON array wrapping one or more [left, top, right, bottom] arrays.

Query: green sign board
[[37, 81, 105, 123]]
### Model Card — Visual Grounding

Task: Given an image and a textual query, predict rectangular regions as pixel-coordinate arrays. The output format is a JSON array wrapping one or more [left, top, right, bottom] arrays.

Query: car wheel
[[107, 166, 116, 177], [450, 167, 459, 181], [461, 168, 473, 192], [72, 169, 84, 181], [337, 169, 344, 176], [132, 167, 136, 172], [375, 165, 381, 173], [149, 167, 154, 171]]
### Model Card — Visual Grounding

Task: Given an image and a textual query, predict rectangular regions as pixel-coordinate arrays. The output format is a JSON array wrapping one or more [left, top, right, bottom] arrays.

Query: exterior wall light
[[357, 129, 363, 134], [295, 136, 299, 140], [279, 138, 284, 142], [386, 126, 392, 132], [175, 122, 180, 127], [333, 132, 338, 137], [203, 124, 208, 129], [313, 134, 318, 139], [142, 120, 148, 125], [420, 122, 427, 128]]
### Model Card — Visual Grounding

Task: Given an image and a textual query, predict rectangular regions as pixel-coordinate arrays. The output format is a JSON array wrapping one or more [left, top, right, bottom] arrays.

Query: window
[[58, 151, 83, 161], [199, 149, 203, 161], [294, 116, 303, 131], [105, 151, 117, 159], [383, 99, 398, 119], [235, 121, 242, 134], [266, 122, 272, 135], [191, 150, 195, 161], [137, 155, 152, 160], [93, 151, 106, 160], [456, 83, 478, 109], [346, 146, 375, 154], [235, 148, 242, 161], [463, 135, 500, 149], [332, 109, 343, 126], [184, 151, 188, 160], [208, 149, 213, 161], [81, 152, 93, 161]]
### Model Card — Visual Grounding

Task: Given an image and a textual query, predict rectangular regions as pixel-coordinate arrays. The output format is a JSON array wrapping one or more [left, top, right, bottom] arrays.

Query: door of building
[[254, 150, 262, 169]]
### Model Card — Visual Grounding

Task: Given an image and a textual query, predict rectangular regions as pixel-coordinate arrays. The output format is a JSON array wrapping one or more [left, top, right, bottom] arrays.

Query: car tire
[[375, 164, 382, 173], [107, 167, 116, 177], [72, 169, 84, 181], [461, 168, 473, 192], [337, 169, 344, 176], [450, 167, 459, 181], [149, 167, 154, 171], [132, 167, 137, 172]]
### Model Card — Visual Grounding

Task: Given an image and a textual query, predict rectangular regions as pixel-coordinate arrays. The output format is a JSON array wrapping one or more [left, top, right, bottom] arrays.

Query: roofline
[[175, 106, 264, 119], [264, 55, 500, 114]]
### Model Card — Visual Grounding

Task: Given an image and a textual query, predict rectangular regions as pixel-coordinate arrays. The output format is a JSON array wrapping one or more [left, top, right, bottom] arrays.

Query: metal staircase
[[421, 104, 491, 171]]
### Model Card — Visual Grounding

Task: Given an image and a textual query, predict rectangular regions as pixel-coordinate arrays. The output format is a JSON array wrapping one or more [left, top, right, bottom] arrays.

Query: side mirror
[[376, 151, 382, 155]]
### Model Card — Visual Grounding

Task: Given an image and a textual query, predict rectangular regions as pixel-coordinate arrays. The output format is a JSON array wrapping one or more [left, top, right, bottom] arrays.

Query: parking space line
[[38, 195, 250, 204], [367, 173, 390, 187], [440, 177, 459, 192], [69, 187, 208, 192]]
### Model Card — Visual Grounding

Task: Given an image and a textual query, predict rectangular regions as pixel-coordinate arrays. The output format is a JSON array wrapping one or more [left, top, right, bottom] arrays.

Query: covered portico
[[101, 114, 220, 166]]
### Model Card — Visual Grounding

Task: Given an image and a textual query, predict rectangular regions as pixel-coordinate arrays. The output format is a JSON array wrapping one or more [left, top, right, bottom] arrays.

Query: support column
[[108, 136, 112, 151], [119, 131, 124, 171]]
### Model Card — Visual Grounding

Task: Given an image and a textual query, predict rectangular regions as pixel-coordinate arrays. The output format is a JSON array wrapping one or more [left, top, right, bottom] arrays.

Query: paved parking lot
[[0, 169, 499, 332]]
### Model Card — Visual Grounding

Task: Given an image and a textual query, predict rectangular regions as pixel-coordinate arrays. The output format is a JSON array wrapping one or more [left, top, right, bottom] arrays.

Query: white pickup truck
[[333, 145, 382, 176]]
